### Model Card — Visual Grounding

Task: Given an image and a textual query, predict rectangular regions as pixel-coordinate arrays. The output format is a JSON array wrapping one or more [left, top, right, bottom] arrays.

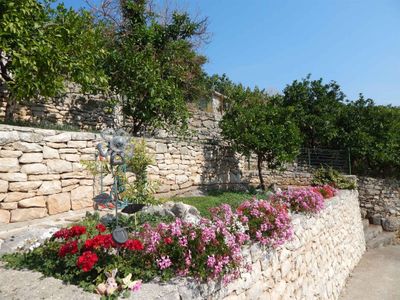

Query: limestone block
[[80, 147, 96, 154], [176, 175, 189, 184], [0, 150, 23, 158], [20, 163, 48, 175], [0, 131, 20, 145], [4, 192, 36, 202], [18, 196, 46, 208], [61, 154, 80, 162], [43, 146, 59, 159], [0, 157, 20, 172], [61, 172, 90, 179], [62, 184, 79, 192], [0, 173, 27, 182], [38, 180, 62, 195], [0, 202, 17, 210], [18, 132, 43, 143], [71, 132, 95, 141], [0, 180, 8, 193], [80, 154, 94, 161], [62, 179, 79, 187], [47, 142, 67, 149], [10, 207, 47, 222], [0, 193, 5, 202], [12, 142, 42, 152], [47, 192, 71, 215], [9, 181, 42, 192], [44, 132, 71, 143], [19, 153, 43, 163], [0, 209, 10, 223], [156, 143, 168, 153], [47, 159, 73, 173], [70, 185, 93, 210], [28, 174, 60, 181], [67, 140, 87, 148], [59, 148, 78, 154]]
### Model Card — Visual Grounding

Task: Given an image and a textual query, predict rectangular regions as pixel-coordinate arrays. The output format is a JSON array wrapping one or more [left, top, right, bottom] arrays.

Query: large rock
[[0, 157, 20, 172], [71, 132, 95, 141], [18, 196, 46, 208], [13, 142, 42, 152], [0, 131, 19, 145], [43, 146, 60, 159], [47, 159, 73, 173], [0, 150, 23, 158], [0, 180, 8, 193], [70, 185, 93, 210], [18, 132, 43, 143], [67, 140, 87, 148], [20, 163, 48, 175], [10, 208, 47, 222], [0, 209, 10, 223], [9, 181, 42, 192], [4, 192, 36, 203], [0, 173, 27, 182], [382, 217, 400, 232], [47, 193, 71, 215], [19, 153, 43, 163], [142, 202, 201, 224], [38, 180, 62, 195], [44, 133, 71, 143]]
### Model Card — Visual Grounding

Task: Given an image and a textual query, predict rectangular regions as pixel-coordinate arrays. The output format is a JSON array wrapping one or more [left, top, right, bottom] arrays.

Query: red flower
[[164, 237, 173, 245], [95, 224, 106, 233], [69, 225, 87, 237], [58, 240, 78, 257], [76, 251, 98, 272], [84, 234, 116, 250], [122, 239, 144, 251], [53, 228, 70, 240], [52, 226, 86, 240]]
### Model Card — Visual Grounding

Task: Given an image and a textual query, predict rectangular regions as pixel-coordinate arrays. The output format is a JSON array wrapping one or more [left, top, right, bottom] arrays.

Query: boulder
[[382, 217, 400, 232], [18, 196, 46, 208], [10, 208, 47, 222], [47, 193, 71, 214], [142, 202, 201, 224], [9, 181, 42, 192], [47, 159, 73, 173], [70, 185, 93, 210], [19, 153, 43, 163], [0, 180, 8, 193], [0, 209, 10, 223], [20, 163, 48, 175], [0, 173, 27, 182], [38, 180, 62, 195], [12, 142, 42, 152], [0, 157, 20, 172], [4, 192, 36, 203], [43, 146, 59, 159], [0, 150, 23, 158], [44, 133, 71, 143]]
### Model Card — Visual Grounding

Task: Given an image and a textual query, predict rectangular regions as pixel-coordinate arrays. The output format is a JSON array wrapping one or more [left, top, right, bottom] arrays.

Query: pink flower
[[157, 256, 172, 270]]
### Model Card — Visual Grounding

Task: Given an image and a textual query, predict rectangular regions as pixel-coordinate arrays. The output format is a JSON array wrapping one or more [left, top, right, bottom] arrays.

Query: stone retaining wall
[[132, 190, 365, 300]]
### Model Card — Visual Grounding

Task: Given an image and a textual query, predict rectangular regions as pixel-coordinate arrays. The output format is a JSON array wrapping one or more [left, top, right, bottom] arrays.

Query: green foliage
[[0, 0, 108, 120], [220, 86, 301, 190], [311, 166, 356, 189], [103, 0, 208, 135]]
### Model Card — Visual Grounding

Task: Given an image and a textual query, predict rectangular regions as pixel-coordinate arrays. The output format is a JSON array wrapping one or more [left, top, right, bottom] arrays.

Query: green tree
[[220, 87, 301, 190], [0, 0, 108, 121], [282, 75, 345, 148], [103, 0, 209, 135]]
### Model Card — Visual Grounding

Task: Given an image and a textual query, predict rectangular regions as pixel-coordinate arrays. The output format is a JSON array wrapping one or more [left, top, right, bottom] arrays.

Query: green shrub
[[311, 166, 356, 189]]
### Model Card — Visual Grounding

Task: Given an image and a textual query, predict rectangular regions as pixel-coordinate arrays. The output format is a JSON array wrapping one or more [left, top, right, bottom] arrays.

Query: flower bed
[[1, 185, 336, 298]]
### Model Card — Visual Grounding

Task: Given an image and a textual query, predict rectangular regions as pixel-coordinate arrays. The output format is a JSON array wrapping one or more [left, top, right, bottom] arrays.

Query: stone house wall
[[132, 190, 366, 300]]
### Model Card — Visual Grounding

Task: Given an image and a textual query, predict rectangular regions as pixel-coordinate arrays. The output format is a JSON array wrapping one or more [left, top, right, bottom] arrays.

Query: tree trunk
[[4, 97, 16, 123], [257, 154, 265, 191]]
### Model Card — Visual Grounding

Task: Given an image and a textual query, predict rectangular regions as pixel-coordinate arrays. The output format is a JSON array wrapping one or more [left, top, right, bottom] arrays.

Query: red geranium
[[58, 240, 78, 257], [76, 251, 98, 272], [84, 234, 116, 250], [95, 224, 106, 233], [122, 239, 144, 251], [53, 226, 86, 240], [163, 237, 173, 245]]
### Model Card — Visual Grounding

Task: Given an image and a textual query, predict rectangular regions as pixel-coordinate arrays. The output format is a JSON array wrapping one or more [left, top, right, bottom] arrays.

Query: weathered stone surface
[[37, 180, 62, 195], [61, 154, 80, 162], [0, 150, 23, 158], [47, 193, 71, 215], [0, 180, 8, 193], [46, 142, 67, 149], [0, 131, 20, 145], [4, 192, 36, 203], [19, 153, 43, 163], [20, 163, 48, 175], [18, 132, 43, 143], [0, 158, 20, 172], [156, 143, 168, 153], [67, 140, 87, 148], [12, 142, 42, 152], [47, 159, 73, 173], [0, 173, 27, 182], [43, 146, 59, 159], [382, 217, 400, 232], [71, 132, 95, 141], [18, 196, 46, 208], [9, 181, 42, 192], [61, 179, 79, 187], [10, 208, 47, 222], [70, 185, 93, 210], [0, 202, 17, 210], [0, 193, 6, 202], [44, 133, 71, 143], [0, 209, 10, 223], [28, 174, 60, 181]]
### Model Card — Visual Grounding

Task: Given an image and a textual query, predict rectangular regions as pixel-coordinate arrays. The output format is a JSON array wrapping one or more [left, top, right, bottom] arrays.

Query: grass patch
[[169, 190, 270, 218]]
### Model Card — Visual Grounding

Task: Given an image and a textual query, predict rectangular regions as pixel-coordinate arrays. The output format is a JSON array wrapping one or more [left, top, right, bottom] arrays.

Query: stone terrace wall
[[358, 176, 400, 221], [132, 190, 365, 300]]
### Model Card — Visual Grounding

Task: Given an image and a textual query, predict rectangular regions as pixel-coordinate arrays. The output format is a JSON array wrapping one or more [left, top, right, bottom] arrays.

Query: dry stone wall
[[132, 190, 365, 300]]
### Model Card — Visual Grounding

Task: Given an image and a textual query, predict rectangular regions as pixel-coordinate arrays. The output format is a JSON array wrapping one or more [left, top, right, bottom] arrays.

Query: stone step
[[362, 219, 370, 231], [366, 232, 396, 250], [364, 224, 383, 242]]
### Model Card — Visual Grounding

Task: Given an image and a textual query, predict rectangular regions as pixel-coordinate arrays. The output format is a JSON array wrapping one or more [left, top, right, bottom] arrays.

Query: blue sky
[[60, 0, 400, 106]]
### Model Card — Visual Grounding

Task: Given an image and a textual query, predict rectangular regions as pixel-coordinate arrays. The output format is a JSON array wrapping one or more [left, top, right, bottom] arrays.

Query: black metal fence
[[296, 148, 351, 174]]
